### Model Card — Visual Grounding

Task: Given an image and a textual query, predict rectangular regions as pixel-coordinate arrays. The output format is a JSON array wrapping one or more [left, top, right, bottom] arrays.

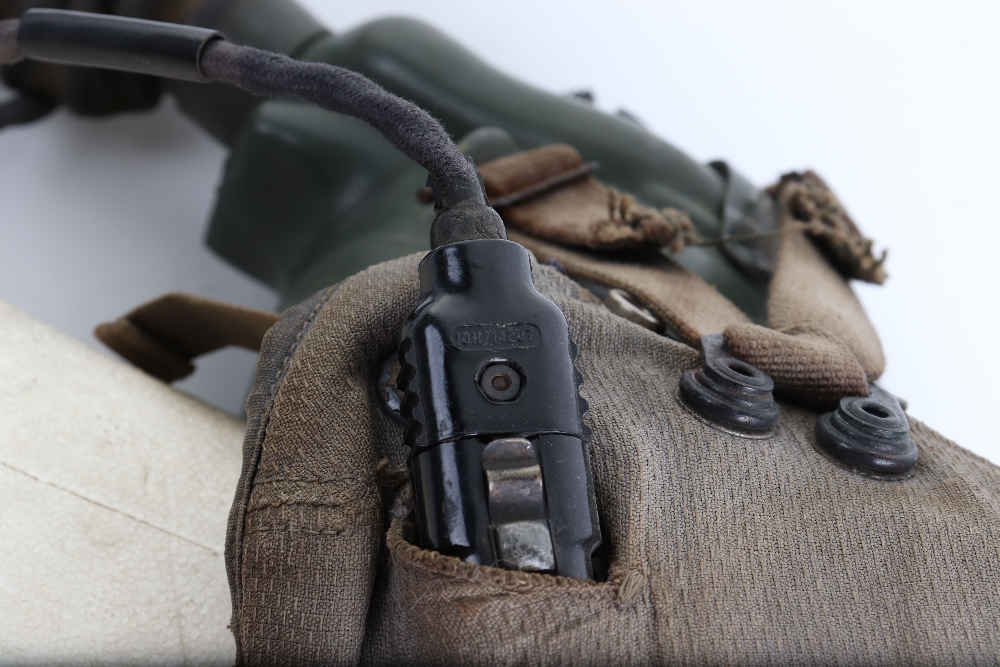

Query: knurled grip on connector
[[396, 239, 601, 580]]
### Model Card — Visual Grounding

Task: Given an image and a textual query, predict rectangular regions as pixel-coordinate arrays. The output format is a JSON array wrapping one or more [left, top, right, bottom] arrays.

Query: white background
[[1, 1, 997, 463]]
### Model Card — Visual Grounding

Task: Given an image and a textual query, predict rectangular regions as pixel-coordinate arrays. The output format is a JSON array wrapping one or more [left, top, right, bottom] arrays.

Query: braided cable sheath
[[2, 11, 507, 245], [200, 39, 498, 218], [0, 19, 21, 64]]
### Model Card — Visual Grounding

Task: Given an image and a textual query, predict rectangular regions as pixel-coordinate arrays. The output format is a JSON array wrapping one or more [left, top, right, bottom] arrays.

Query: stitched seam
[[244, 526, 347, 536], [252, 476, 357, 484], [229, 285, 337, 663]]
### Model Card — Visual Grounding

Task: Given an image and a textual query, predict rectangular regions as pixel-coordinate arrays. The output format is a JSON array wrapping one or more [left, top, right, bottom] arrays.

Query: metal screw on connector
[[478, 360, 524, 402]]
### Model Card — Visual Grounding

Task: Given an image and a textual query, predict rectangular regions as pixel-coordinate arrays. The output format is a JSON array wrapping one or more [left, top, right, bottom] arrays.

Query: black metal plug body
[[397, 239, 601, 580]]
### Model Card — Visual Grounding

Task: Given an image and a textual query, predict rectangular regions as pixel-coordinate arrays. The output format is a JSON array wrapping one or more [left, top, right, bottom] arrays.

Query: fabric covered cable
[[197, 39, 505, 246], [1, 11, 507, 246], [198, 40, 488, 212]]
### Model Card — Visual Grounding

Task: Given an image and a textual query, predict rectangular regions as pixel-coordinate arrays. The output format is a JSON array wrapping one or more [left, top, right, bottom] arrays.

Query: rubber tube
[[18, 9, 220, 83]]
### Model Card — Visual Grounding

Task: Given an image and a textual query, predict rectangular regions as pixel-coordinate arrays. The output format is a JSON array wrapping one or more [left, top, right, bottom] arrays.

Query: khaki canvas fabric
[[507, 230, 748, 347], [775, 170, 888, 284], [724, 177, 887, 408], [228, 252, 1000, 665], [479, 145, 883, 408], [96, 292, 279, 382], [479, 145, 694, 252]]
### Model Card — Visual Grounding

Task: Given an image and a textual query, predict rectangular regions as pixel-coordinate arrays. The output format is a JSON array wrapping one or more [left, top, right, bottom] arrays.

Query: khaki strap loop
[[480, 144, 695, 252], [509, 231, 748, 346], [95, 293, 279, 382], [497, 149, 886, 409], [723, 177, 886, 408]]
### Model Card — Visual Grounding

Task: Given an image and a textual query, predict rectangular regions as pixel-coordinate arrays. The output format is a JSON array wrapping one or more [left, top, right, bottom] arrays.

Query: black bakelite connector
[[397, 239, 602, 580], [4, 7, 600, 579], [18, 9, 220, 82]]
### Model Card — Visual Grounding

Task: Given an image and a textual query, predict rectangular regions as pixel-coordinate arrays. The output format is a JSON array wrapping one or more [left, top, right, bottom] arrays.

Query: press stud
[[679, 333, 780, 436], [814, 384, 917, 478]]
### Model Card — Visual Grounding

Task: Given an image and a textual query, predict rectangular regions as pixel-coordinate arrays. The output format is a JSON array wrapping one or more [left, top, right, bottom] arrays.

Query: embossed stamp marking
[[450, 323, 542, 350]]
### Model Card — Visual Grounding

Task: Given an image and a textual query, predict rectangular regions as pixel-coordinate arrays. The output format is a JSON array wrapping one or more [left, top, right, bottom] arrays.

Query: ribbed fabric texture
[[495, 159, 885, 409], [95, 292, 279, 382], [228, 253, 1000, 665], [226, 284, 343, 664], [724, 176, 886, 408], [508, 230, 747, 346], [480, 145, 694, 252], [777, 170, 888, 284]]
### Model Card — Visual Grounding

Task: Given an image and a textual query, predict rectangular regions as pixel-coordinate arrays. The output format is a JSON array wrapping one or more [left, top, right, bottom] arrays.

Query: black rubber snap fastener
[[679, 333, 780, 436], [815, 384, 917, 478], [478, 359, 524, 403]]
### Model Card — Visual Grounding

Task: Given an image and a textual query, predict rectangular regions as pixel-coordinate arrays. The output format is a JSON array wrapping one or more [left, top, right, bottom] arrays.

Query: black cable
[[0, 11, 507, 247], [198, 40, 486, 215]]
